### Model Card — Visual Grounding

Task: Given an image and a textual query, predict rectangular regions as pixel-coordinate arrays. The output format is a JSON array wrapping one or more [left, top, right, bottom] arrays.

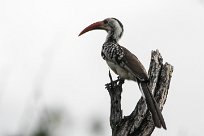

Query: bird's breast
[[101, 42, 124, 61], [102, 42, 135, 80], [106, 60, 135, 80]]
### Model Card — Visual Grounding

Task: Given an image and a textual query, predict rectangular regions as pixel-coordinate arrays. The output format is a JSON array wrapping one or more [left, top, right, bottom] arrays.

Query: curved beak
[[78, 21, 105, 36]]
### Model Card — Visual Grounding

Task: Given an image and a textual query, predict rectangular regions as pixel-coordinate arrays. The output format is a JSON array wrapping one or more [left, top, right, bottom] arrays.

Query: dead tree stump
[[105, 50, 173, 136]]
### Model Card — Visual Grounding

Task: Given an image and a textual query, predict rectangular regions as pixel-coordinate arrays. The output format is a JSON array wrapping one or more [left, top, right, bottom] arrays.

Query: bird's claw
[[118, 78, 124, 85], [105, 78, 124, 90]]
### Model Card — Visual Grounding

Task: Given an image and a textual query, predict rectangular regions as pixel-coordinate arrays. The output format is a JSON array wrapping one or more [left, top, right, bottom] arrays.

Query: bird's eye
[[104, 20, 108, 24]]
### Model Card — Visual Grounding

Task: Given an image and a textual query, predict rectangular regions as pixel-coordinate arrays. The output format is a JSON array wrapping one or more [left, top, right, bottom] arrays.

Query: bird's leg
[[105, 71, 125, 89], [118, 77, 125, 85], [112, 76, 125, 85], [105, 71, 115, 89]]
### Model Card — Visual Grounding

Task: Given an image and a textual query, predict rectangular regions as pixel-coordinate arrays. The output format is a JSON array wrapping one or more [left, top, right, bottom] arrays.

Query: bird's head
[[79, 18, 123, 42]]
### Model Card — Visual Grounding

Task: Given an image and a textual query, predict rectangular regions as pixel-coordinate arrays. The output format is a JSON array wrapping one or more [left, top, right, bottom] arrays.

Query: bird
[[78, 18, 166, 129]]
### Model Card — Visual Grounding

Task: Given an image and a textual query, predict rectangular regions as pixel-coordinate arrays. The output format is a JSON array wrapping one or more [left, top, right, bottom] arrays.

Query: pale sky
[[0, 0, 204, 135]]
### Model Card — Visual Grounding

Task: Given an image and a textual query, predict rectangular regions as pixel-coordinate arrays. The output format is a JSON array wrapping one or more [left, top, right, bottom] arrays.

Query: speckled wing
[[120, 46, 149, 81]]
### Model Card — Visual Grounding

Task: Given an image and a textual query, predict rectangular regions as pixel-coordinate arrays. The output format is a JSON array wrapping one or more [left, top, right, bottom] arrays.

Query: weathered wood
[[106, 71, 123, 135], [105, 50, 173, 136]]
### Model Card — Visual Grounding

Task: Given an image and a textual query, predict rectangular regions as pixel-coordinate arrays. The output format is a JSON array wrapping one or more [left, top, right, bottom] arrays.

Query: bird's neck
[[106, 36, 117, 43], [105, 29, 122, 43]]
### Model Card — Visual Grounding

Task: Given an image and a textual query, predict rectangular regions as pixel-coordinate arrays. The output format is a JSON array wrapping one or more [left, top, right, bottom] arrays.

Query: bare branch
[[105, 50, 173, 136]]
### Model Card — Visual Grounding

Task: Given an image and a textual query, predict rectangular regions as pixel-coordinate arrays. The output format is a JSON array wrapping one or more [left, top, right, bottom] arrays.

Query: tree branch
[[105, 50, 173, 136]]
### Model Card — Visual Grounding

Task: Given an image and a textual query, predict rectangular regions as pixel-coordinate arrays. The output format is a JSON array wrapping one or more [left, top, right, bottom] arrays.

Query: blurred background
[[0, 0, 204, 135]]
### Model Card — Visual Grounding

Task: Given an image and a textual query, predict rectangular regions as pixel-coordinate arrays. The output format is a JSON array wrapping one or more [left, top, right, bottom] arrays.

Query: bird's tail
[[138, 81, 167, 129]]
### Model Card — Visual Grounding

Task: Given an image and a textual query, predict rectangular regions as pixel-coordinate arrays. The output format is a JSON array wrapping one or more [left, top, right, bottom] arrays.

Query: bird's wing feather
[[120, 46, 166, 129], [120, 46, 149, 81], [139, 82, 167, 129]]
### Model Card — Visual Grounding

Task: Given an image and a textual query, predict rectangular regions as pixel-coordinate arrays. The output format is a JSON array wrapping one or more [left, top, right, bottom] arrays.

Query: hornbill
[[78, 18, 166, 129]]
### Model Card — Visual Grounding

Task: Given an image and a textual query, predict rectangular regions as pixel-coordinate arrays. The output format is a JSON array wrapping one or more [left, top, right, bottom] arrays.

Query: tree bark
[[105, 50, 173, 136]]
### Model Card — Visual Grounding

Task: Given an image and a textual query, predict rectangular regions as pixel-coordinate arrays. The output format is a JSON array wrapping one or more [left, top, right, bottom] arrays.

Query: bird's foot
[[105, 77, 124, 90], [105, 70, 124, 90], [117, 76, 125, 85]]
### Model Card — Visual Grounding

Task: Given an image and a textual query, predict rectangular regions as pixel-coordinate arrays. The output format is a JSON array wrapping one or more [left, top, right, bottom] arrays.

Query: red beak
[[78, 21, 105, 36]]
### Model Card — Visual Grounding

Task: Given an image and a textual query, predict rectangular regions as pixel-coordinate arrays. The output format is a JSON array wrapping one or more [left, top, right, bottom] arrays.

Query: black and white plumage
[[79, 18, 166, 129]]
